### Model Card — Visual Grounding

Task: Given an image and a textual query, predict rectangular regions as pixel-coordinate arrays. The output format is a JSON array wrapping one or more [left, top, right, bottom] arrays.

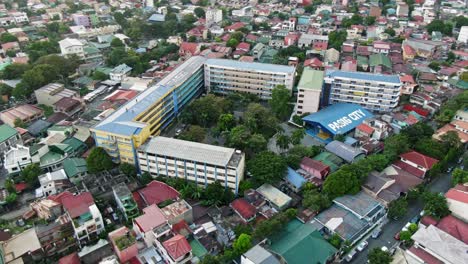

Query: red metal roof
[[15, 182, 27, 192], [138, 180, 180, 207], [230, 198, 256, 221], [408, 246, 443, 264], [61, 192, 95, 218], [172, 220, 192, 235], [403, 105, 429, 117], [58, 252, 80, 264], [421, 215, 438, 227], [436, 215, 468, 244], [393, 160, 425, 178], [134, 204, 166, 233], [356, 123, 375, 135], [445, 188, 468, 204], [300, 157, 329, 173], [162, 234, 191, 260], [400, 151, 439, 170]]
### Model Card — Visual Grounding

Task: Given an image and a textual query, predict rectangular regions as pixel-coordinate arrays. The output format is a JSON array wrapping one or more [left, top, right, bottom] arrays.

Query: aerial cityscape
[[0, 0, 467, 263]]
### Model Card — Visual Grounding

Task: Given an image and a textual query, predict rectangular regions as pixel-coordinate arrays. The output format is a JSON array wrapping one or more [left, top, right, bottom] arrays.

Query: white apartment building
[[138, 136, 245, 194], [36, 169, 68, 197], [59, 38, 85, 58], [204, 59, 295, 99], [323, 70, 402, 112], [295, 68, 324, 115], [205, 8, 222, 25], [298, 34, 328, 48], [10, 12, 29, 23]]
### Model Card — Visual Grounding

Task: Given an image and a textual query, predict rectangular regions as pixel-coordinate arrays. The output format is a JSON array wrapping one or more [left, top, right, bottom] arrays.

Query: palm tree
[[191, 187, 203, 200], [276, 133, 291, 153], [291, 128, 306, 145]]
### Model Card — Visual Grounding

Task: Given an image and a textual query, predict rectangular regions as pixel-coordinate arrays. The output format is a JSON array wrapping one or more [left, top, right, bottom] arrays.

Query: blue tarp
[[302, 103, 373, 136]]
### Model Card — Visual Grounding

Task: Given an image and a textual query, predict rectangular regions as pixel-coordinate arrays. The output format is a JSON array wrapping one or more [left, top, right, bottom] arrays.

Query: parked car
[[381, 246, 389, 252], [410, 214, 421, 224], [394, 232, 400, 240], [371, 229, 382, 239], [402, 222, 411, 232], [356, 241, 368, 251], [175, 129, 182, 136], [447, 167, 454, 173], [345, 250, 357, 262]]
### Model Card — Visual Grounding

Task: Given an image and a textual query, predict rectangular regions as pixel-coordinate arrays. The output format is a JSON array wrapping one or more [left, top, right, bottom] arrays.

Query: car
[[175, 129, 182, 136], [356, 241, 368, 251], [394, 232, 400, 240], [447, 167, 454, 173], [345, 250, 357, 262], [381, 246, 389, 252], [371, 229, 382, 239], [402, 222, 411, 232], [410, 214, 421, 224]]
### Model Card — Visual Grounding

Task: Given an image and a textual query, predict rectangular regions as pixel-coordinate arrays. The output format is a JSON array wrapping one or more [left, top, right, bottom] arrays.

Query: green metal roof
[[298, 68, 324, 91], [313, 151, 343, 172], [269, 220, 337, 264], [189, 239, 208, 258], [62, 137, 87, 153], [0, 124, 18, 143], [369, 54, 391, 68], [357, 56, 369, 66], [63, 158, 88, 178]]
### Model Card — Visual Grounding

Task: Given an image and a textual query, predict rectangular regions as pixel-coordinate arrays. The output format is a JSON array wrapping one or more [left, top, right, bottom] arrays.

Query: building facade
[[137, 136, 245, 193], [0, 124, 22, 161], [59, 38, 85, 59], [323, 70, 402, 112], [91, 56, 206, 165], [204, 59, 295, 99], [295, 68, 324, 115]]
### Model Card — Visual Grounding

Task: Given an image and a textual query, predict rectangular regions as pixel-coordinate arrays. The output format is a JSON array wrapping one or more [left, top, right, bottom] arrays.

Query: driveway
[[348, 171, 453, 264]]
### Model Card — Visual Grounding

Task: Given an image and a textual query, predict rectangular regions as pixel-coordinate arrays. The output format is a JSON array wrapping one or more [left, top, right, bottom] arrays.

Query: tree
[[21, 163, 42, 187], [5, 179, 15, 193], [275, 133, 290, 152], [39, 104, 54, 118], [92, 70, 108, 81], [323, 170, 360, 199], [0, 33, 18, 43], [399, 230, 412, 241], [286, 145, 322, 169], [290, 128, 305, 145], [426, 19, 453, 36], [334, 134, 346, 142], [383, 134, 410, 160], [216, 113, 236, 132], [328, 233, 342, 248], [243, 103, 279, 138], [365, 16, 376, 26], [178, 125, 206, 142], [1, 63, 31, 80], [140, 172, 153, 185], [368, 248, 393, 264], [25, 40, 60, 62], [5, 193, 17, 204], [453, 15, 468, 28], [387, 198, 408, 219], [120, 163, 137, 178], [226, 38, 239, 48], [423, 192, 450, 220], [428, 61, 440, 71], [269, 85, 292, 120], [384, 27, 396, 37], [233, 234, 252, 254], [452, 168, 468, 185], [328, 30, 347, 51], [86, 147, 115, 173], [302, 185, 331, 212], [14, 118, 26, 128], [247, 151, 287, 184], [447, 51, 456, 63], [194, 7, 205, 18], [246, 134, 267, 154]]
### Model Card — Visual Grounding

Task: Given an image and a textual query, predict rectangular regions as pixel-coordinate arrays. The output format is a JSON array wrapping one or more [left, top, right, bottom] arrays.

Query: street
[[348, 171, 453, 264]]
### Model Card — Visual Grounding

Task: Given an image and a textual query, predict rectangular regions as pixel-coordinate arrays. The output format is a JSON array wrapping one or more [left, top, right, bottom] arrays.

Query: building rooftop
[[141, 136, 242, 168], [93, 56, 206, 136], [298, 68, 324, 91], [400, 151, 439, 170], [256, 183, 292, 209], [286, 167, 307, 190], [134, 204, 167, 233], [243, 245, 280, 264], [62, 192, 95, 218], [161, 200, 191, 221], [1, 228, 41, 263], [162, 234, 191, 261], [62, 157, 88, 178], [325, 69, 401, 84], [137, 180, 180, 207], [333, 191, 383, 219], [269, 219, 336, 264], [205, 58, 296, 74], [0, 124, 18, 142], [325, 141, 365, 163]]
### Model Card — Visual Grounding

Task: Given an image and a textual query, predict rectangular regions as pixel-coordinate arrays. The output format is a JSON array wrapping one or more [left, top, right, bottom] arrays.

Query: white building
[[205, 8, 222, 25], [295, 68, 324, 115], [3, 145, 36, 174], [59, 38, 85, 58], [109, 64, 132, 82], [36, 169, 68, 197], [138, 136, 245, 194], [34, 83, 79, 107], [204, 59, 295, 100], [10, 12, 29, 23], [445, 186, 468, 223], [323, 70, 402, 112], [458, 26, 468, 43]]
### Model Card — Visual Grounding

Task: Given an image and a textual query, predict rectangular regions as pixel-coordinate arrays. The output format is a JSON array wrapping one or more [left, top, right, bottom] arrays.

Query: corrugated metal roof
[[325, 69, 401, 84], [205, 58, 295, 74]]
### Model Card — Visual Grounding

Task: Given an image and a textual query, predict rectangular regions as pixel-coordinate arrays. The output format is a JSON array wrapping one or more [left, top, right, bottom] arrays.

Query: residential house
[[393, 151, 438, 179], [0, 104, 43, 127], [35, 216, 76, 257], [108, 227, 138, 263], [34, 83, 79, 107], [113, 183, 139, 221], [325, 141, 365, 164], [59, 38, 85, 59], [300, 157, 330, 180], [445, 185, 468, 223], [256, 184, 291, 211], [230, 198, 256, 223], [314, 191, 386, 245], [54, 97, 83, 118], [433, 109, 468, 144], [30, 198, 63, 220], [36, 169, 70, 198], [0, 124, 22, 161], [179, 42, 200, 57], [0, 229, 42, 263], [62, 158, 88, 185], [109, 64, 132, 82], [400, 74, 417, 94], [241, 244, 280, 264]]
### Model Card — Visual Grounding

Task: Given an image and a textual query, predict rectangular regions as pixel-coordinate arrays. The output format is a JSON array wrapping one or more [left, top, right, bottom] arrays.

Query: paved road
[[348, 171, 453, 264]]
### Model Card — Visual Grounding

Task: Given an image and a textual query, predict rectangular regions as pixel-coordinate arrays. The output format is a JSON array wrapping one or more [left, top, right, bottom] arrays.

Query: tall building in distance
[[323, 70, 402, 112], [137, 136, 245, 194], [205, 8, 222, 25], [91, 56, 206, 165], [204, 59, 295, 99], [295, 68, 324, 115]]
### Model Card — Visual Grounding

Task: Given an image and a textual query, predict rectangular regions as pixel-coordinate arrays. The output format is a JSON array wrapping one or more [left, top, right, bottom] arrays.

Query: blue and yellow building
[[90, 56, 206, 165]]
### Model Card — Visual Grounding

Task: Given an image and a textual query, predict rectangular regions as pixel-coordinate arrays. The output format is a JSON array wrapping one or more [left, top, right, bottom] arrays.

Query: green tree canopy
[[0, 33, 18, 43], [423, 192, 450, 220], [232, 234, 252, 254], [86, 147, 115, 173], [21, 163, 42, 187], [452, 168, 468, 186], [194, 7, 205, 18], [178, 125, 206, 142], [120, 163, 137, 178], [387, 198, 408, 219], [328, 30, 347, 51], [1, 63, 31, 80], [368, 248, 393, 264], [269, 85, 292, 120], [247, 151, 287, 184]]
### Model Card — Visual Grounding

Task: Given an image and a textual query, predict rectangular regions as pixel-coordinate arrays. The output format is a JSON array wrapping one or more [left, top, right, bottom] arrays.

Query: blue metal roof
[[302, 103, 373, 135], [325, 70, 401, 84], [206, 58, 296, 74], [286, 167, 306, 189], [93, 56, 206, 136]]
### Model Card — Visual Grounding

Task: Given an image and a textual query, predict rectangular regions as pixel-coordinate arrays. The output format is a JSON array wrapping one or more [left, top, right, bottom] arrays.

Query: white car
[[345, 250, 357, 262], [381, 246, 389, 252], [356, 241, 368, 251]]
